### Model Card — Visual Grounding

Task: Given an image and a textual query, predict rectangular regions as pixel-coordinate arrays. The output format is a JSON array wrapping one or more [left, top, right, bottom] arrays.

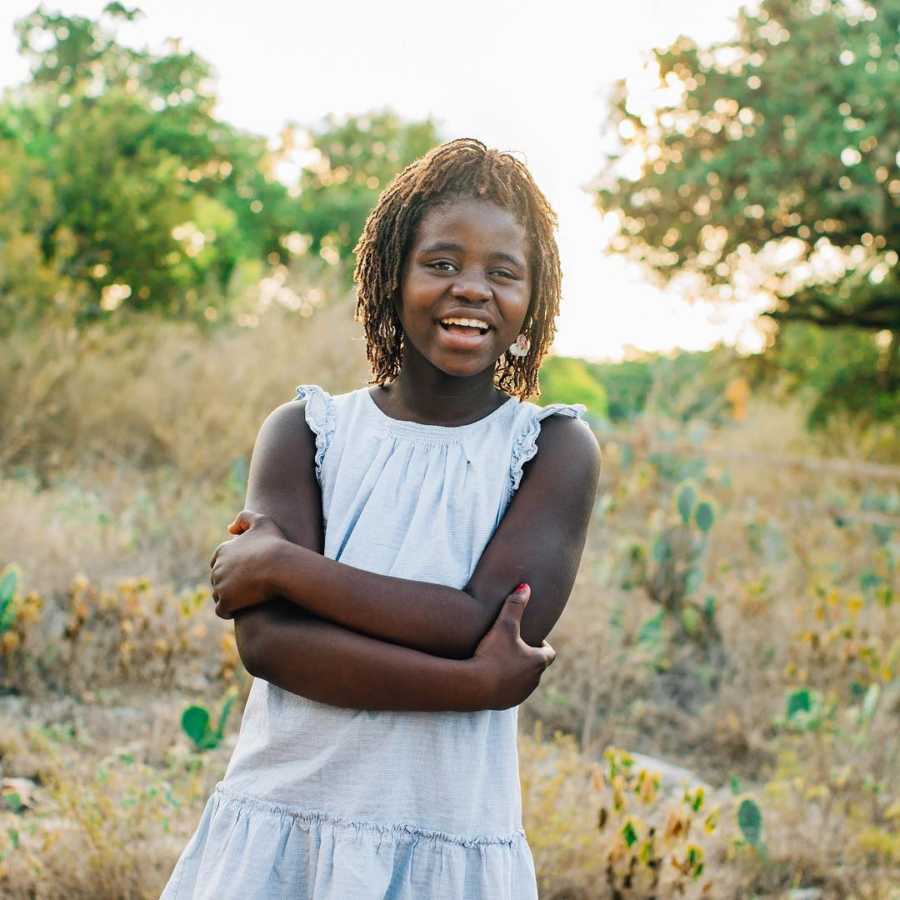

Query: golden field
[[1, 298, 897, 899]]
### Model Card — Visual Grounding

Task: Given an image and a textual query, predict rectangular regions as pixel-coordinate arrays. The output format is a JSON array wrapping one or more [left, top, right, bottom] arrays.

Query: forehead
[[412, 197, 529, 256]]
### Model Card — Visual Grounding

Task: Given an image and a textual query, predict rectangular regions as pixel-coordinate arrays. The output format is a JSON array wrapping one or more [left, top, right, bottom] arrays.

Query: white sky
[[0, 0, 768, 360]]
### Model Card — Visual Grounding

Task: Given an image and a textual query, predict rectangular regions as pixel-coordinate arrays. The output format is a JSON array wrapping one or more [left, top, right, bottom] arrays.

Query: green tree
[[538, 356, 608, 417], [594, 0, 899, 389], [585, 359, 654, 422], [2, 4, 300, 321], [295, 111, 441, 264]]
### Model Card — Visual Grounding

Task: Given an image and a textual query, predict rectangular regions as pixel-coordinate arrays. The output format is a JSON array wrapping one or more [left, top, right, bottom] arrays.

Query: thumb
[[500, 583, 530, 630], [227, 509, 259, 535]]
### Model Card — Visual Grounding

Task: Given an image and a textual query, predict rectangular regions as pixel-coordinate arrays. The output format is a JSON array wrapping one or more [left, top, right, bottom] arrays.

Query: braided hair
[[353, 138, 561, 399]]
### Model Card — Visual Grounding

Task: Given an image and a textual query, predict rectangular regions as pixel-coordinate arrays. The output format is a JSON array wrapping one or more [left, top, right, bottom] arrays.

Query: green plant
[[0, 568, 16, 634], [736, 798, 765, 855], [621, 481, 724, 655], [180, 691, 237, 752], [538, 355, 608, 417]]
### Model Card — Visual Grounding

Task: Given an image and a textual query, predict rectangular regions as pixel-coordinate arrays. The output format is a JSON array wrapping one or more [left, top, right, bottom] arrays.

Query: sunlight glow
[[0, 0, 754, 360]]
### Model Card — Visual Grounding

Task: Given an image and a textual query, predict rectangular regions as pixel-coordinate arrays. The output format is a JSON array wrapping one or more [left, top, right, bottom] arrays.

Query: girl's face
[[397, 197, 532, 382]]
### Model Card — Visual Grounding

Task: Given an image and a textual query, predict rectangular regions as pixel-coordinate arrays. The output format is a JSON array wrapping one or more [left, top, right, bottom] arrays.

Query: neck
[[385, 350, 506, 426]]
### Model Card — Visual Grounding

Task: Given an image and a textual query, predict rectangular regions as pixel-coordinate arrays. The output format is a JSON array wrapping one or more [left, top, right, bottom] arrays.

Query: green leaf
[[786, 688, 811, 720], [694, 501, 715, 533], [702, 595, 716, 622], [180, 705, 211, 749], [684, 566, 703, 595], [0, 568, 17, 632], [677, 483, 696, 524], [652, 535, 672, 564], [637, 610, 664, 647], [0, 569, 16, 606], [214, 693, 236, 741], [3, 793, 23, 813], [737, 799, 763, 848], [860, 570, 882, 591], [622, 820, 638, 847], [681, 606, 701, 635], [729, 774, 742, 796]]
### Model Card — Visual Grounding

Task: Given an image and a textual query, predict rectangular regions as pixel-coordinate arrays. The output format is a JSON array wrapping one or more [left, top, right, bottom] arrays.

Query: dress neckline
[[363, 387, 518, 438]]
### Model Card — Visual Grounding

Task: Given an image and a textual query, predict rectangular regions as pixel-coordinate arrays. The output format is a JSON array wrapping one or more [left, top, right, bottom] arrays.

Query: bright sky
[[0, 0, 768, 360]]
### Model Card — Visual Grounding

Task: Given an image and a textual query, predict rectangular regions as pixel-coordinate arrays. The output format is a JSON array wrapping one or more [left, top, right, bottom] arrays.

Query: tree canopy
[[296, 111, 441, 263], [0, 4, 439, 327], [594, 0, 898, 346]]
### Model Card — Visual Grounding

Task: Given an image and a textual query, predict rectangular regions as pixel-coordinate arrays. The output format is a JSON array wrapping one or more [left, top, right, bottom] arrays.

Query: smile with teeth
[[438, 317, 491, 335]]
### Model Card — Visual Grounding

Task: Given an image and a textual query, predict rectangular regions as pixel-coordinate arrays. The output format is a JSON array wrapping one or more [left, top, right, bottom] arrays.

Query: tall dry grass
[[0, 296, 898, 897], [0, 293, 369, 593]]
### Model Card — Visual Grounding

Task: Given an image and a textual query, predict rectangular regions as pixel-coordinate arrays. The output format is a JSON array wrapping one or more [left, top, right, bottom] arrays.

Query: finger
[[209, 544, 223, 569], [498, 583, 530, 633], [538, 640, 557, 668]]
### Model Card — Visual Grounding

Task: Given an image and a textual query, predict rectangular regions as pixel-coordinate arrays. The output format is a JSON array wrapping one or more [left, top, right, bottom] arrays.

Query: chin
[[430, 355, 497, 380]]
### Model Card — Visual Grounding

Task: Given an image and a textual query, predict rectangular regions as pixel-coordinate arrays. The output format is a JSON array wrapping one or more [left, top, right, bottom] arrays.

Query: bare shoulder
[[244, 397, 322, 548], [530, 410, 601, 486], [254, 397, 316, 456]]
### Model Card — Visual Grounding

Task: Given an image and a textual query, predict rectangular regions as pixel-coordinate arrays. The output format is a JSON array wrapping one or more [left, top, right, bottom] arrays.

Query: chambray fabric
[[161, 384, 587, 900]]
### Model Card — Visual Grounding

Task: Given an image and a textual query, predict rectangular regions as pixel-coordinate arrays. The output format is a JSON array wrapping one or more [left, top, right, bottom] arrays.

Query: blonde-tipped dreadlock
[[353, 138, 561, 400]]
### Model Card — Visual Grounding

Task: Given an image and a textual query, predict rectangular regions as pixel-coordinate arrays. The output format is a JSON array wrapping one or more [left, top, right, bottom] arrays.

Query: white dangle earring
[[508, 333, 531, 358]]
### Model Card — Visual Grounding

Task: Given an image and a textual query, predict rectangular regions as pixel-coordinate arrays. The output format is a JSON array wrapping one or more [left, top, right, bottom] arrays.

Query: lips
[[439, 321, 489, 336], [435, 320, 493, 350], [437, 312, 494, 332]]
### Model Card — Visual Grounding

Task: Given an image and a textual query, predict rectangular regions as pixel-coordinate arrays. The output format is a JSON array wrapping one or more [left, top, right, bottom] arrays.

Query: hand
[[468, 584, 557, 710], [210, 510, 287, 619]]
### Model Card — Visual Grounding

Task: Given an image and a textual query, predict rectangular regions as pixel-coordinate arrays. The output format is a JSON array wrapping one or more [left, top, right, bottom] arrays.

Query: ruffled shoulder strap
[[294, 384, 336, 483], [509, 402, 588, 496]]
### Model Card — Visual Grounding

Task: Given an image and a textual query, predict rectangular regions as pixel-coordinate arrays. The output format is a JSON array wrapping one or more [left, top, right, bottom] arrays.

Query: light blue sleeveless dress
[[161, 383, 587, 900]]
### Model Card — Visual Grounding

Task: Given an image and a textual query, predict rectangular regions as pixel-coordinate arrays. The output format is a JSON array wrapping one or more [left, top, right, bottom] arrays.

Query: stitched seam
[[213, 785, 527, 848]]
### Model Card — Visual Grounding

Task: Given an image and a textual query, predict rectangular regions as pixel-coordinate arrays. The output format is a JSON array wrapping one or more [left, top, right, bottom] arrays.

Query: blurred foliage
[[540, 348, 742, 425], [1, 4, 294, 323], [586, 359, 654, 423], [595, 0, 899, 417], [759, 321, 900, 427], [0, 4, 437, 329], [538, 355, 608, 417], [296, 111, 440, 263], [644, 348, 738, 424]]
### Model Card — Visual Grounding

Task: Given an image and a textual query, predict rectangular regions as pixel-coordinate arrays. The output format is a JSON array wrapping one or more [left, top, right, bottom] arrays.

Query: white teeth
[[440, 318, 489, 330]]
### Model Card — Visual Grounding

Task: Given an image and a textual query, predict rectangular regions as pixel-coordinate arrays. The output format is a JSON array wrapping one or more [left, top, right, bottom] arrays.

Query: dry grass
[[0, 291, 368, 593], [1, 288, 368, 485], [0, 306, 898, 898]]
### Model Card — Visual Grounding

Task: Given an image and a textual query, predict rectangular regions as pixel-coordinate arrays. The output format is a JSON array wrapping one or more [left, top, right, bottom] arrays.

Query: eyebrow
[[418, 241, 526, 269]]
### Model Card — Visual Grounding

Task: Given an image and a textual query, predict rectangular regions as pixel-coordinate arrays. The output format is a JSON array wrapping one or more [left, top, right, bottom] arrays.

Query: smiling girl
[[161, 138, 600, 900]]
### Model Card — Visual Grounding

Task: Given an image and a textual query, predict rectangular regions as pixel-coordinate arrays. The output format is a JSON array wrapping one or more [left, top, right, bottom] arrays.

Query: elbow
[[233, 609, 271, 679]]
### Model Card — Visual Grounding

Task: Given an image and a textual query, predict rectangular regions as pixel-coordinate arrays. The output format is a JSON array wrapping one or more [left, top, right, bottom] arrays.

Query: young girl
[[161, 138, 600, 899]]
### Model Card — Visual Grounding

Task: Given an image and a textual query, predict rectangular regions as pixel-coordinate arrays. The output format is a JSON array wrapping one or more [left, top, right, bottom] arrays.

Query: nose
[[450, 272, 492, 302]]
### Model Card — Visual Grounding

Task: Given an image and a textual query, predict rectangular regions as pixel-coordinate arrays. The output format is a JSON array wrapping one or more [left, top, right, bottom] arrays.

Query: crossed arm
[[221, 398, 600, 711]]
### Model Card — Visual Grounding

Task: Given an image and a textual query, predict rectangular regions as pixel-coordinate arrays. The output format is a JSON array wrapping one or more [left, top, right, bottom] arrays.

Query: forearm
[[234, 600, 493, 712], [266, 542, 494, 659]]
